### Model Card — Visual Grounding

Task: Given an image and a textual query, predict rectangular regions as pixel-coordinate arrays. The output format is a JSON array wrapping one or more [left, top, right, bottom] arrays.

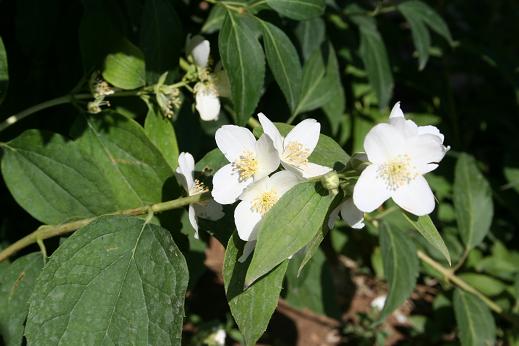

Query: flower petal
[[328, 204, 341, 229], [194, 199, 225, 221], [239, 176, 270, 202], [215, 125, 256, 162], [300, 163, 332, 179], [258, 113, 284, 153], [234, 200, 262, 241], [211, 163, 251, 204], [254, 134, 280, 180], [340, 198, 365, 229], [389, 101, 404, 119], [417, 125, 445, 142], [407, 134, 448, 174], [284, 118, 320, 154], [188, 204, 199, 239], [238, 240, 256, 263], [353, 164, 392, 212], [196, 85, 220, 121], [269, 170, 301, 196], [187, 35, 210, 68], [392, 175, 435, 216], [363, 123, 406, 164], [176, 152, 195, 192]]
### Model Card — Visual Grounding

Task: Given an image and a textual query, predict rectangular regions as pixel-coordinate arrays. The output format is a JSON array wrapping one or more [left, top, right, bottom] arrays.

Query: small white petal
[[417, 125, 445, 142], [407, 134, 448, 174], [176, 152, 195, 193], [196, 85, 220, 121], [215, 125, 256, 162], [390, 117, 419, 138], [234, 201, 262, 241], [269, 170, 301, 196], [187, 35, 210, 68], [212, 163, 251, 204], [389, 102, 404, 119], [254, 135, 280, 180], [239, 176, 270, 202], [363, 123, 406, 164], [193, 199, 225, 221], [188, 204, 199, 239], [258, 113, 284, 153], [328, 204, 341, 229], [284, 118, 320, 155], [353, 164, 392, 213], [392, 175, 435, 216], [339, 199, 365, 229], [300, 162, 332, 179], [371, 295, 387, 311], [238, 240, 256, 263]]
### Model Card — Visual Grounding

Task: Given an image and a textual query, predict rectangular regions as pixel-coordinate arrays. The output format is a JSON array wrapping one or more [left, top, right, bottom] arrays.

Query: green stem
[[0, 192, 210, 262], [247, 117, 260, 129]]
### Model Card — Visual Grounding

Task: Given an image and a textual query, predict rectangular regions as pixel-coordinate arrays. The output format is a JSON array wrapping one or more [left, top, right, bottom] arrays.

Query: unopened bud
[[321, 170, 340, 195]]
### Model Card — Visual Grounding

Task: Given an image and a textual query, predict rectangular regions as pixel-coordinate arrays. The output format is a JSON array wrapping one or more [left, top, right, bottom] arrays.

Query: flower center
[[377, 154, 418, 191], [251, 190, 279, 215], [233, 151, 258, 182], [189, 179, 207, 195], [282, 141, 310, 166]]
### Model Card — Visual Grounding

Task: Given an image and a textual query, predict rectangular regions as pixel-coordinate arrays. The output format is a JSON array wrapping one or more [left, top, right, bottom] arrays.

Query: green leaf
[[103, 38, 146, 90], [144, 102, 179, 170], [0, 253, 43, 346], [378, 222, 419, 322], [453, 153, 493, 249], [266, 0, 325, 21], [260, 21, 302, 112], [25, 216, 189, 345], [297, 226, 327, 275], [202, 5, 226, 34], [352, 15, 394, 108], [322, 45, 346, 135], [398, 3, 431, 70], [245, 181, 335, 285], [0, 36, 8, 104], [195, 148, 227, 178], [295, 17, 326, 61], [286, 248, 339, 317], [504, 166, 519, 193], [453, 289, 496, 346], [223, 233, 288, 346], [457, 273, 506, 297], [219, 11, 265, 125], [402, 212, 451, 265], [139, 0, 183, 82]]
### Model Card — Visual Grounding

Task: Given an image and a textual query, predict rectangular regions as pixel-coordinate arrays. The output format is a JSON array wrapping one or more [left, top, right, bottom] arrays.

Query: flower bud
[[320, 170, 340, 195]]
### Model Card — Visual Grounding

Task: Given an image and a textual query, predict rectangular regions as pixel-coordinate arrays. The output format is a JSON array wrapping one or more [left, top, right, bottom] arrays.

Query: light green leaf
[[144, 102, 179, 170], [195, 148, 227, 178], [245, 181, 335, 285], [0, 253, 43, 346], [297, 226, 327, 275], [398, 3, 431, 70], [402, 212, 451, 265], [352, 14, 394, 108], [457, 273, 506, 297], [139, 0, 183, 82], [266, 0, 325, 20], [260, 21, 302, 112], [453, 289, 496, 346], [202, 5, 226, 34], [453, 153, 493, 249], [223, 233, 288, 346], [25, 216, 188, 345], [219, 11, 265, 125], [0, 36, 8, 104], [378, 222, 419, 322], [295, 17, 326, 61], [103, 38, 146, 90]]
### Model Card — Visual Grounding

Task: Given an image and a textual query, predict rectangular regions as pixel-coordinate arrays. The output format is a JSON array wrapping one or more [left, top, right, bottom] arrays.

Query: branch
[[0, 192, 210, 262]]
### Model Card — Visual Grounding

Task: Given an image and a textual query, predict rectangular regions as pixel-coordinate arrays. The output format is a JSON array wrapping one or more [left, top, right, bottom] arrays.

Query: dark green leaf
[[195, 148, 227, 178], [0, 37, 8, 104], [260, 21, 302, 112], [139, 0, 183, 82], [398, 3, 431, 70], [0, 253, 43, 346], [453, 289, 496, 346], [219, 11, 265, 125], [25, 216, 189, 345], [246, 181, 335, 285], [224, 233, 288, 346], [402, 212, 451, 265], [295, 17, 326, 60], [202, 5, 226, 34], [457, 273, 506, 297], [322, 45, 346, 135], [103, 38, 146, 90], [144, 102, 179, 170], [297, 226, 327, 275], [266, 0, 325, 21], [378, 222, 419, 322], [453, 153, 493, 249]]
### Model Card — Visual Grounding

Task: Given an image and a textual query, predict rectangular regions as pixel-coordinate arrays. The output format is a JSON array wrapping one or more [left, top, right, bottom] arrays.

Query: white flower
[[234, 170, 301, 261], [353, 102, 449, 216], [195, 83, 220, 121], [328, 198, 365, 229], [371, 295, 387, 311], [212, 126, 280, 204], [176, 152, 224, 239], [186, 35, 210, 68], [258, 113, 332, 178]]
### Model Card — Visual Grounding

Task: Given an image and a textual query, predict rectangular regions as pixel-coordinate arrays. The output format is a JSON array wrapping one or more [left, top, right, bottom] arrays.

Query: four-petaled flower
[[212, 125, 280, 204], [258, 113, 332, 178], [353, 102, 449, 216], [176, 152, 224, 239]]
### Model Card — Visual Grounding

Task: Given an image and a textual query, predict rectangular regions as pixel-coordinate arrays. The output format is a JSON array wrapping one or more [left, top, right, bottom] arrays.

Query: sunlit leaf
[[266, 0, 325, 20], [103, 38, 146, 90]]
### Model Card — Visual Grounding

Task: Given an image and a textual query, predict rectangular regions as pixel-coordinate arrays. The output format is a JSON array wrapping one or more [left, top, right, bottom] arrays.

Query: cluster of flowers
[[175, 104, 449, 260]]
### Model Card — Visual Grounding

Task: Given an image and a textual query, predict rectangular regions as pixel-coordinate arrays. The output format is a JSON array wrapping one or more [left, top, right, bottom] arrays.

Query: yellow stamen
[[251, 190, 279, 215], [189, 179, 207, 195], [233, 151, 258, 181], [282, 141, 310, 166], [377, 154, 418, 191]]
